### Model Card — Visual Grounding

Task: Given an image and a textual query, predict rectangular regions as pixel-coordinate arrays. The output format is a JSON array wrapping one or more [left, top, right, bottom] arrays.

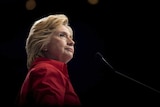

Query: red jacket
[[17, 57, 81, 107]]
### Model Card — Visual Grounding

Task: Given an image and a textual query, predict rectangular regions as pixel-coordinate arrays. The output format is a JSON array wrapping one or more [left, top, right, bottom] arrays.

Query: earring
[[44, 48, 48, 51]]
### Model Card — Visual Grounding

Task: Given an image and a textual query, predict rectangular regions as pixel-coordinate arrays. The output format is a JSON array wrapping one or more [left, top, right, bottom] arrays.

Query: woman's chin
[[63, 54, 73, 63]]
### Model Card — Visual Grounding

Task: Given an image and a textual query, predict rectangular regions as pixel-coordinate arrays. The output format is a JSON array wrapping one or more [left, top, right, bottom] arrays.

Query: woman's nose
[[67, 38, 75, 46]]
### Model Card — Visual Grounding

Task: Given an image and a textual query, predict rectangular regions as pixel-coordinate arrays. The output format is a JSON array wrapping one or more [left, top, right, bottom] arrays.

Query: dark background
[[0, 0, 160, 106]]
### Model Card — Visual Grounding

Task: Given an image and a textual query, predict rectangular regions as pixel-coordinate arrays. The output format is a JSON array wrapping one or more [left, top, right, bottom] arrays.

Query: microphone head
[[95, 52, 115, 71], [95, 52, 103, 59]]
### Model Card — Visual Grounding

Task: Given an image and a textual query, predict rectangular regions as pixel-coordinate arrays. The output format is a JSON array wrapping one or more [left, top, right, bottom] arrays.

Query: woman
[[16, 14, 81, 107]]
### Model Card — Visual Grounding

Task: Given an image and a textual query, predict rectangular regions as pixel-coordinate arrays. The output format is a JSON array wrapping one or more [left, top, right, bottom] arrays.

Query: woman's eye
[[59, 33, 65, 37]]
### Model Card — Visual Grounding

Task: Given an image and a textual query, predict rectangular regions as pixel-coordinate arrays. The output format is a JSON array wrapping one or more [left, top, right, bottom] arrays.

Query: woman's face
[[45, 25, 75, 63]]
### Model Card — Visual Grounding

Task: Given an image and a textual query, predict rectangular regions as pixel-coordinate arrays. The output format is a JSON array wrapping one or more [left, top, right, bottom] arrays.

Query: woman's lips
[[66, 48, 74, 53]]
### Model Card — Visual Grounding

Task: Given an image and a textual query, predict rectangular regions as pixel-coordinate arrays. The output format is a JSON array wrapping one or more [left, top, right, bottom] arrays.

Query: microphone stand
[[96, 52, 160, 94]]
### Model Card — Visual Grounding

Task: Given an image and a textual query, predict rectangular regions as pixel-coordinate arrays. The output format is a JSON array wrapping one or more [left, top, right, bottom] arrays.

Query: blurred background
[[0, 0, 160, 106]]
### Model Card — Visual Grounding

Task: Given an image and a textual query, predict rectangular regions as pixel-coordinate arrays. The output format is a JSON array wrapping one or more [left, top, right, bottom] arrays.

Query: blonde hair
[[25, 14, 72, 69]]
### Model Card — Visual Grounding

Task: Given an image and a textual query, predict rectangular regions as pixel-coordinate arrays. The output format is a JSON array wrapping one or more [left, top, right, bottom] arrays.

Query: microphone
[[96, 52, 160, 94]]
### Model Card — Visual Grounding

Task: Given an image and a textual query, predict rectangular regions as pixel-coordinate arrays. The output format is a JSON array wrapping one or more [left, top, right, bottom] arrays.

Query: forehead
[[52, 25, 73, 39], [55, 25, 72, 34]]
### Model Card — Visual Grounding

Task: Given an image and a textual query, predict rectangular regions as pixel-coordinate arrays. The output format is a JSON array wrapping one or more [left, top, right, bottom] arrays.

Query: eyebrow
[[56, 31, 73, 39], [62, 31, 73, 38]]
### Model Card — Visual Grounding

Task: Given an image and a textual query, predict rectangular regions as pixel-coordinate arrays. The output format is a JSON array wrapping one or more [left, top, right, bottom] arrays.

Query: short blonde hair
[[25, 14, 73, 69]]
